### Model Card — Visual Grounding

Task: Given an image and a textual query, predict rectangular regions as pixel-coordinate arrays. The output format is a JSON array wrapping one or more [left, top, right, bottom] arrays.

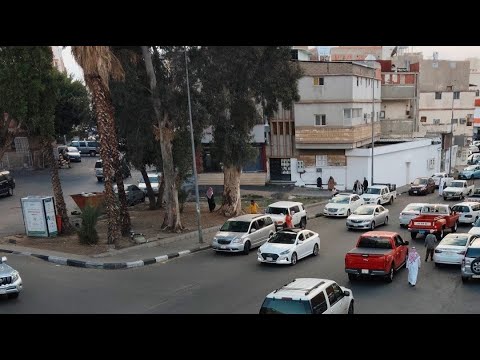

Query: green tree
[[0, 46, 74, 233], [200, 46, 302, 216]]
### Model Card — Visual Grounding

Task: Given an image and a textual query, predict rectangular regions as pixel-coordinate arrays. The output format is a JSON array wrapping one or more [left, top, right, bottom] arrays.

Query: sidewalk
[[0, 185, 411, 270]]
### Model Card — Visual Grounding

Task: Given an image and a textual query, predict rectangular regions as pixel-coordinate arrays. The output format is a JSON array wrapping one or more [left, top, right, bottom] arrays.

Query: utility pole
[[184, 46, 203, 244], [371, 68, 375, 186], [449, 85, 455, 175]]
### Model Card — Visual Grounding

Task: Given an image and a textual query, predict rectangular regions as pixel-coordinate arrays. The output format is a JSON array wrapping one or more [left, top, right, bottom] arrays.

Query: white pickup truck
[[361, 183, 397, 206], [443, 180, 475, 200]]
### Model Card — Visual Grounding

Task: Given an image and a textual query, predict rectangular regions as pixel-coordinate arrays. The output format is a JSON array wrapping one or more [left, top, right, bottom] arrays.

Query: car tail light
[[457, 251, 466, 255], [434, 249, 443, 253]]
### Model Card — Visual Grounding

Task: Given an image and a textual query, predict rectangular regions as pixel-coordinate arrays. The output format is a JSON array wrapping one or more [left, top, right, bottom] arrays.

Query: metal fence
[[0, 151, 44, 170]]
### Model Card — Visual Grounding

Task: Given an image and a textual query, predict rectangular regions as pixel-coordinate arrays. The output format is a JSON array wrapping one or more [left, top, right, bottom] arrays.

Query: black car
[[0, 170, 15, 197], [408, 177, 436, 195]]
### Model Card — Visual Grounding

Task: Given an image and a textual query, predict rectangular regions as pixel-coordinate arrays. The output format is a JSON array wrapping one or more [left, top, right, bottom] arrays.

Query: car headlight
[[11, 271, 19, 282], [280, 249, 290, 255], [212, 237, 218, 242], [232, 238, 242, 244]]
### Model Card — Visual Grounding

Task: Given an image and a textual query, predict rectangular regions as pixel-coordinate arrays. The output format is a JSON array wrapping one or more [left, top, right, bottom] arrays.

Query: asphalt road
[[2, 187, 480, 313]]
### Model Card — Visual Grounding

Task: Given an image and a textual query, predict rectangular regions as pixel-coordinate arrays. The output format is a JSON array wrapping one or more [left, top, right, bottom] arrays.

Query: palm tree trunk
[[114, 166, 131, 236], [142, 46, 182, 232], [218, 165, 242, 217], [85, 76, 121, 246], [41, 138, 74, 234]]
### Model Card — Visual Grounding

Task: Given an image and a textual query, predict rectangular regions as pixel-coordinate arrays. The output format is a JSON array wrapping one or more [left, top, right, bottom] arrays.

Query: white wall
[[383, 100, 409, 119], [352, 78, 381, 101], [295, 103, 381, 127], [298, 76, 353, 101], [291, 158, 347, 190], [346, 139, 442, 188]]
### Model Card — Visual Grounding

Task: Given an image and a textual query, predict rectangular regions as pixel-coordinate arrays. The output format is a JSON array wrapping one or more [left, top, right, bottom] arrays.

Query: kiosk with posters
[[20, 196, 58, 237]]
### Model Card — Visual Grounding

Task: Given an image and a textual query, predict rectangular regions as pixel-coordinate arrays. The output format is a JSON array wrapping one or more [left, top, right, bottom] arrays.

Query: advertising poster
[[43, 197, 58, 236], [22, 199, 47, 236]]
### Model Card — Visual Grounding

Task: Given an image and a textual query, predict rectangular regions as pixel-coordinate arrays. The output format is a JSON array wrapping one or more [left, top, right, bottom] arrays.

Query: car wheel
[[411, 232, 417, 240], [348, 273, 357, 281], [312, 243, 319, 256], [300, 217, 306, 229], [443, 196, 447, 201], [290, 252, 297, 266], [370, 221, 375, 230], [462, 276, 469, 283], [243, 241, 251, 255], [7, 187, 13, 196], [389, 196, 393, 205], [452, 221, 458, 233], [7, 292, 19, 299], [89, 150, 96, 157], [471, 258, 480, 275], [385, 264, 394, 283], [384, 216, 388, 226], [347, 301, 354, 314], [97, 177, 103, 182]]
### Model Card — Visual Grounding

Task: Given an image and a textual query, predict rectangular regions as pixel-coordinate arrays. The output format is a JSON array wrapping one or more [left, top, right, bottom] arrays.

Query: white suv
[[265, 201, 307, 230], [259, 278, 354, 314]]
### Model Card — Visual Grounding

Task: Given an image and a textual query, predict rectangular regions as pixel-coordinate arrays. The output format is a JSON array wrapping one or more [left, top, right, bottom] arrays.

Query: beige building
[[51, 46, 66, 73]]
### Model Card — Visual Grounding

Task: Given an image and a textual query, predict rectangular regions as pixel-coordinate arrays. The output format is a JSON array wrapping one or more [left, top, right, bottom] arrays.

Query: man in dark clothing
[[424, 231, 437, 262], [363, 177, 369, 192]]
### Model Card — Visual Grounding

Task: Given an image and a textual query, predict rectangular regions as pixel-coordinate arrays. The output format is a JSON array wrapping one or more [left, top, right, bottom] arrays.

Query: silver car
[[212, 214, 276, 255], [461, 237, 480, 282], [399, 203, 428, 227], [0, 256, 22, 299], [346, 205, 389, 230]]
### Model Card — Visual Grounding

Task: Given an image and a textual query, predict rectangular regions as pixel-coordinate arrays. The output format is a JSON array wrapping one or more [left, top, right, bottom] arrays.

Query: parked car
[[138, 173, 162, 194], [451, 202, 480, 225], [360, 183, 396, 205], [468, 217, 480, 236], [259, 278, 354, 314], [69, 140, 100, 156], [257, 228, 320, 266], [443, 180, 474, 200], [212, 214, 276, 255], [467, 153, 480, 165], [345, 231, 409, 282], [265, 201, 307, 230], [458, 165, 480, 180], [431, 172, 454, 189], [399, 203, 428, 228], [469, 145, 479, 154], [408, 204, 460, 240], [434, 233, 477, 266], [323, 193, 364, 218], [346, 204, 389, 230], [58, 146, 81, 162], [467, 188, 480, 201], [461, 237, 480, 282], [113, 184, 146, 206], [0, 256, 22, 299], [0, 170, 15, 197], [408, 177, 435, 195], [94, 159, 131, 182]]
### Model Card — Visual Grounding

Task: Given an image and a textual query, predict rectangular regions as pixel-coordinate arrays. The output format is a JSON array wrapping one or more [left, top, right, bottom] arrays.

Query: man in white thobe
[[406, 247, 421, 287], [438, 177, 445, 196]]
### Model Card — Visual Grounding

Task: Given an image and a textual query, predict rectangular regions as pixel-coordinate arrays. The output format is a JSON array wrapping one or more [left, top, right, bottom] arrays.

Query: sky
[[62, 46, 480, 83]]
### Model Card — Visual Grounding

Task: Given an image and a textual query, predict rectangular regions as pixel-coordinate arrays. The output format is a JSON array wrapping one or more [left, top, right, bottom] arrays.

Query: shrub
[[77, 205, 100, 245]]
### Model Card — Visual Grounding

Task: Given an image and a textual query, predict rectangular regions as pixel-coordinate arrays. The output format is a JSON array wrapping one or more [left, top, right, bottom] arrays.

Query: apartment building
[[467, 58, 480, 138], [330, 46, 408, 61]]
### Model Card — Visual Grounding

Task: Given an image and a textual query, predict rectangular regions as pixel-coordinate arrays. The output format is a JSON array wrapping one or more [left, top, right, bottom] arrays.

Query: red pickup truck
[[345, 231, 409, 283], [408, 204, 459, 240]]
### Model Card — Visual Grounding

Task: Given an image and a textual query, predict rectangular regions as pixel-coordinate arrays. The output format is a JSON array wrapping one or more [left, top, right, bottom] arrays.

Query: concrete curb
[[0, 245, 213, 271]]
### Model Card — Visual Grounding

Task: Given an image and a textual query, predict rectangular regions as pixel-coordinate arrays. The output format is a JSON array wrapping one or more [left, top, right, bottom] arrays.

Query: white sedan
[[451, 202, 480, 224], [346, 205, 389, 230], [399, 203, 428, 227], [323, 193, 364, 218], [434, 233, 477, 266], [257, 229, 320, 266]]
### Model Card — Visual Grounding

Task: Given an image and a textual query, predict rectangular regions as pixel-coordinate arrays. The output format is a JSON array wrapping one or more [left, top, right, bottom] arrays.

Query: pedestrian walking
[[206, 187, 216, 213], [438, 177, 445, 196], [424, 230, 437, 262], [284, 212, 293, 229], [406, 247, 421, 287], [363, 177, 369, 192], [248, 199, 260, 214], [353, 180, 358, 193], [328, 176, 336, 192]]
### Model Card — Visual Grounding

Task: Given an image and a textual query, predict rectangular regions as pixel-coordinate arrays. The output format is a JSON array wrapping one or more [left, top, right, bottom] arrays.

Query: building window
[[454, 91, 460, 99], [315, 114, 326, 126], [343, 109, 352, 119], [379, 111, 385, 119], [420, 116, 427, 123], [352, 108, 362, 118], [356, 77, 359, 86], [435, 92, 442, 100], [316, 155, 327, 167], [272, 122, 277, 135], [452, 118, 458, 124], [433, 119, 440, 125], [313, 77, 324, 86], [460, 118, 466, 124], [291, 122, 295, 135], [476, 90, 480, 97], [279, 122, 284, 135]]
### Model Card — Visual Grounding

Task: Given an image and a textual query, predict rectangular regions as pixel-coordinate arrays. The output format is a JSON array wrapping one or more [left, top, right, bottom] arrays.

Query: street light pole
[[371, 71, 375, 186], [449, 86, 455, 175], [184, 46, 203, 244]]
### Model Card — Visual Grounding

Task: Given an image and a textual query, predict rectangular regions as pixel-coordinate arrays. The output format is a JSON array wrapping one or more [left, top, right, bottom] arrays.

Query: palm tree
[[71, 46, 131, 245]]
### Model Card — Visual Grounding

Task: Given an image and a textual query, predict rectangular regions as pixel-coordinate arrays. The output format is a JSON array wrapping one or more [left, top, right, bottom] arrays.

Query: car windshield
[[67, 147, 78, 152], [452, 205, 470, 213], [441, 236, 468, 247], [404, 204, 424, 212], [220, 221, 250, 233], [466, 248, 480, 258], [358, 236, 393, 249], [365, 188, 381, 194], [353, 206, 374, 215], [148, 176, 159, 183], [266, 207, 288, 215], [95, 162, 102, 169], [413, 178, 427, 185], [268, 232, 297, 244], [259, 298, 312, 314], [450, 182, 463, 188], [331, 196, 349, 204]]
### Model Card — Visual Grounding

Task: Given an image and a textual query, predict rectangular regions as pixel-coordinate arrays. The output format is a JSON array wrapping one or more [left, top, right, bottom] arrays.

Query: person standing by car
[[438, 177, 445, 196], [363, 177, 369, 193], [353, 180, 358, 194], [206, 187, 216, 213], [424, 230, 437, 262], [284, 212, 293, 229], [406, 247, 421, 287]]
